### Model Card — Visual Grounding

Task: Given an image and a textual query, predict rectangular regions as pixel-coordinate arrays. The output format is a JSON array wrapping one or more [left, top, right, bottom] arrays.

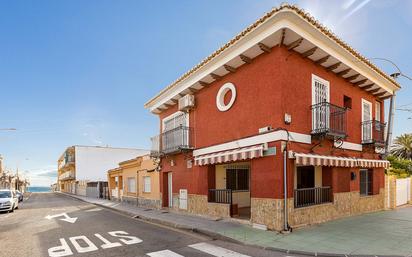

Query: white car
[[0, 189, 19, 213]]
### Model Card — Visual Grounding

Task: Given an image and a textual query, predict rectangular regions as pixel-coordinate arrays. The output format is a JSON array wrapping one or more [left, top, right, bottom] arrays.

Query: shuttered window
[[143, 176, 151, 193], [127, 177, 136, 193]]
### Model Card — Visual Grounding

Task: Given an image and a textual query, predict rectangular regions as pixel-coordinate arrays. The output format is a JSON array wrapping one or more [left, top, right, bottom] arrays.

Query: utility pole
[[385, 92, 396, 155]]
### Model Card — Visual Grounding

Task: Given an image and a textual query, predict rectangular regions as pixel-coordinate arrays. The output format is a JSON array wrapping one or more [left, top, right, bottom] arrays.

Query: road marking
[[85, 208, 102, 212], [48, 238, 73, 257], [51, 208, 67, 211], [94, 233, 122, 249], [189, 243, 250, 257], [45, 212, 78, 223], [108, 231, 143, 245], [48, 231, 142, 257], [147, 250, 184, 257], [69, 236, 98, 253]]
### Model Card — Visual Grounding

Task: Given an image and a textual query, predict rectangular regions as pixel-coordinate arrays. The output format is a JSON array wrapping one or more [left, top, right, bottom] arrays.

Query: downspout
[[385, 92, 396, 156], [283, 147, 288, 231]]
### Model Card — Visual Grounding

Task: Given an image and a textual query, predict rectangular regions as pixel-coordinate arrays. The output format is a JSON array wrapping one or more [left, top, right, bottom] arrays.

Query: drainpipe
[[283, 146, 288, 231], [385, 92, 396, 156]]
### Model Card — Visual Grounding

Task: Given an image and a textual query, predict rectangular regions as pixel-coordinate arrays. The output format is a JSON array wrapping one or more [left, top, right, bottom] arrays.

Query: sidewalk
[[59, 192, 410, 257]]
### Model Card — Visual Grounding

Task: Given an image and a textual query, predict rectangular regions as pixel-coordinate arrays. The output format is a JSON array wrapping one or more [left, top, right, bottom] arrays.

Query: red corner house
[[144, 5, 400, 231]]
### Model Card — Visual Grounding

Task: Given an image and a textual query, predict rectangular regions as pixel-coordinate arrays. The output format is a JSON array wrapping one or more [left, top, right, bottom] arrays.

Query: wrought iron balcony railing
[[311, 102, 347, 138], [294, 186, 332, 208], [361, 120, 386, 146], [150, 126, 193, 157]]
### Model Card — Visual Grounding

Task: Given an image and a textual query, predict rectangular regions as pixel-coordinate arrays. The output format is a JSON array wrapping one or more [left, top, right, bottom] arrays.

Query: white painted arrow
[[45, 213, 78, 223]]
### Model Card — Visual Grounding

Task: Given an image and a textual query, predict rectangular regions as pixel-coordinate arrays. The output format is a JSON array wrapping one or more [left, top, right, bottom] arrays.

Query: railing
[[151, 126, 193, 156], [208, 189, 232, 204], [150, 135, 161, 157], [59, 171, 75, 181], [361, 120, 386, 145], [294, 186, 332, 208], [311, 102, 347, 138]]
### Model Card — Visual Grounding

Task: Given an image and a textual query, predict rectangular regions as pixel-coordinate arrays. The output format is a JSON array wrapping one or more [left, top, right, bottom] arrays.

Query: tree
[[390, 134, 412, 159]]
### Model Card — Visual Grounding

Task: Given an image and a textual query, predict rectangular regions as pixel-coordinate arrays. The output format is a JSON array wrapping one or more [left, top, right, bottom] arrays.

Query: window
[[375, 101, 381, 122], [296, 166, 315, 189], [162, 112, 188, 132], [226, 168, 249, 191], [127, 177, 136, 193], [344, 95, 352, 109], [143, 176, 151, 193], [360, 169, 373, 196]]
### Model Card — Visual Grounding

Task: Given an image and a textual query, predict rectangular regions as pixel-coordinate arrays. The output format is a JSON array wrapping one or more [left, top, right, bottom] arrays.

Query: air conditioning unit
[[178, 94, 195, 112]]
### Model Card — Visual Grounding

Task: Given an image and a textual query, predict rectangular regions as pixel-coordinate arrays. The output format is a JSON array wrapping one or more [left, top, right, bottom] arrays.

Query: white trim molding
[[216, 82, 237, 112], [193, 130, 364, 157]]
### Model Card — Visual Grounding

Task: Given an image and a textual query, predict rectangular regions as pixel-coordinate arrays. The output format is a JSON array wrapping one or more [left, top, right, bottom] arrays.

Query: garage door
[[396, 178, 411, 206]]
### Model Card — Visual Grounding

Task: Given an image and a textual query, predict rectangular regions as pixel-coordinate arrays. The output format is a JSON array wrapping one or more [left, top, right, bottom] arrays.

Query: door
[[167, 172, 173, 208], [312, 75, 330, 131], [362, 99, 372, 142]]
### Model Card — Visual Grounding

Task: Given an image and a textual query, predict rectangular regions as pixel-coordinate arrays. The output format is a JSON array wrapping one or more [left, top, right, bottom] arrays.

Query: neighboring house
[[144, 5, 400, 231], [57, 145, 149, 197], [107, 154, 161, 209], [0, 156, 29, 192]]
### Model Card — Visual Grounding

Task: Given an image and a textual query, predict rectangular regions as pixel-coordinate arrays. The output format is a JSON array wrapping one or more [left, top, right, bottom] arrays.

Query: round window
[[216, 83, 236, 112]]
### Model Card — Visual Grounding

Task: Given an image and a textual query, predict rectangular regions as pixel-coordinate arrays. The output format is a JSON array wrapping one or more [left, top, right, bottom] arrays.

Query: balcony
[[311, 102, 347, 139], [294, 186, 332, 208], [151, 126, 193, 157], [59, 171, 75, 181], [58, 155, 75, 170], [361, 120, 386, 146]]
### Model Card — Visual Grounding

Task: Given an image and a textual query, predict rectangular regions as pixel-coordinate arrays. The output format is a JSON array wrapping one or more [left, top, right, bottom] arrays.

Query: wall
[[75, 146, 149, 181], [158, 47, 385, 153]]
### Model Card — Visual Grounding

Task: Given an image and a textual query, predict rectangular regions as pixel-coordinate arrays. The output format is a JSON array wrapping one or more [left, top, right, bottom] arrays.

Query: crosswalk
[[146, 242, 251, 257]]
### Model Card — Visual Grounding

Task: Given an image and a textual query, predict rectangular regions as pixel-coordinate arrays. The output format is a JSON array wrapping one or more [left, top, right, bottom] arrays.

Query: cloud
[[339, 0, 372, 24], [37, 170, 57, 177]]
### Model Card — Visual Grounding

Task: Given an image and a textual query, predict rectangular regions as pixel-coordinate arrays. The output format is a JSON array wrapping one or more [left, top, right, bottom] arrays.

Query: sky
[[0, 0, 411, 186]]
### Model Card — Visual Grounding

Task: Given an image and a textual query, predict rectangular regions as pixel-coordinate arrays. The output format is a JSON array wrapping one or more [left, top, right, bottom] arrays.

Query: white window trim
[[375, 101, 381, 122], [161, 111, 189, 132], [127, 177, 136, 193], [361, 99, 372, 122], [311, 74, 330, 106], [361, 98, 373, 142], [143, 176, 151, 193]]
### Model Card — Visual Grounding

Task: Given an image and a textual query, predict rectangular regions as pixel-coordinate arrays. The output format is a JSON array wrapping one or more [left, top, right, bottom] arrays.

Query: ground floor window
[[143, 176, 151, 193], [226, 168, 249, 191], [296, 166, 315, 189], [127, 177, 136, 193], [360, 169, 373, 196]]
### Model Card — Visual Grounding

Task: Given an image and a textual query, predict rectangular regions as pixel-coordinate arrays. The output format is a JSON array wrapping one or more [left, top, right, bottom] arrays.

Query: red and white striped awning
[[195, 145, 264, 166], [289, 151, 390, 168]]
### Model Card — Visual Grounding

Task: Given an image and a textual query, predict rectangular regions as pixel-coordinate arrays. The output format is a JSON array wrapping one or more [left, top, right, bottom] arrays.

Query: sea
[[27, 186, 51, 193]]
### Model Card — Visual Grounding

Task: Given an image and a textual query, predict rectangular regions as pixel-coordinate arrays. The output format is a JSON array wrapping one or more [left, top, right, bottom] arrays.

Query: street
[[0, 193, 303, 257]]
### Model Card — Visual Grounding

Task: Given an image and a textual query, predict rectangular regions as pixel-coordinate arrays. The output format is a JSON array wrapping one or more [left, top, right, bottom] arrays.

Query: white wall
[[75, 146, 149, 181]]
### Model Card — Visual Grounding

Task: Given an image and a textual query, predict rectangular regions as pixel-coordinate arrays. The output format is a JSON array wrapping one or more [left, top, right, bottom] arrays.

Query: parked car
[[0, 189, 19, 213], [16, 190, 23, 202]]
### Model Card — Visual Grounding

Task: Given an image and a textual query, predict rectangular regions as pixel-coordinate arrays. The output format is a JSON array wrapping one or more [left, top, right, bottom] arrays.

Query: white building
[[57, 145, 149, 197]]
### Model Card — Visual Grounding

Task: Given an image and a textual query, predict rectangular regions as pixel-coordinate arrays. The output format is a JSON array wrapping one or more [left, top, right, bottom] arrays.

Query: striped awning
[[195, 145, 264, 166], [290, 151, 390, 168]]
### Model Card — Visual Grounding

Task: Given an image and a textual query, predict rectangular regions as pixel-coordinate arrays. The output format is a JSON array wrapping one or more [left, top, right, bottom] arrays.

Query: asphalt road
[[0, 193, 304, 257]]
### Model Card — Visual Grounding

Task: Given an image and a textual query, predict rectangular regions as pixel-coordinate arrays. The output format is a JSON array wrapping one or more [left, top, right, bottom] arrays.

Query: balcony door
[[312, 75, 330, 131], [162, 112, 189, 152], [362, 99, 372, 142]]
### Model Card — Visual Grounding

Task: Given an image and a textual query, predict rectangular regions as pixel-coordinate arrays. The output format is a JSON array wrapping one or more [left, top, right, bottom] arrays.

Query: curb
[[57, 192, 405, 257]]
